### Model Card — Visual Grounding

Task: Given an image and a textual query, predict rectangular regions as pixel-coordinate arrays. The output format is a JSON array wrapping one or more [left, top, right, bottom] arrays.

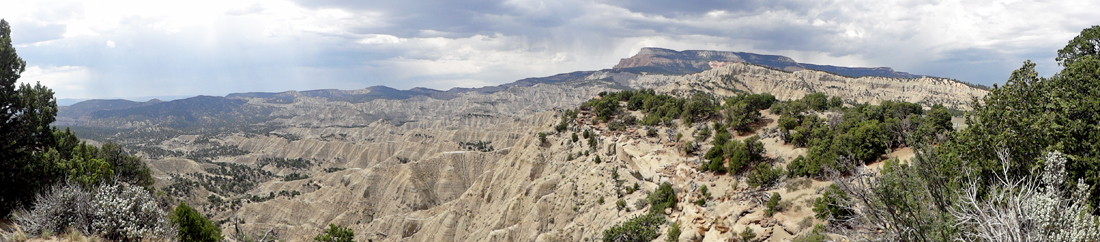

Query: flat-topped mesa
[[615, 47, 926, 79], [614, 48, 748, 74], [632, 47, 750, 62]]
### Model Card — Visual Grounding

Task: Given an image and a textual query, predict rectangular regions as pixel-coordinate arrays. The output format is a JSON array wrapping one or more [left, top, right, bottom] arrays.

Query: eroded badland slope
[[57, 49, 986, 241]]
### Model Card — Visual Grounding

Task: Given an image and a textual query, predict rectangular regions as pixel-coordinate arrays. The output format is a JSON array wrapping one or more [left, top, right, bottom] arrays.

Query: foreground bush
[[13, 182, 175, 241], [950, 152, 1100, 241], [746, 163, 782, 189], [825, 26, 1100, 241], [93, 183, 175, 241], [648, 182, 677, 212], [812, 184, 855, 223], [172, 201, 222, 242], [764, 192, 781, 217], [940, 25, 1100, 213], [602, 213, 665, 242], [12, 182, 94, 236], [833, 151, 1100, 241], [739, 227, 756, 242]]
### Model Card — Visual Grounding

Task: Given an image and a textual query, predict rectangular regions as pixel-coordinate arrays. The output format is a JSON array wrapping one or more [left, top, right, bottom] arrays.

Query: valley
[[54, 49, 987, 241]]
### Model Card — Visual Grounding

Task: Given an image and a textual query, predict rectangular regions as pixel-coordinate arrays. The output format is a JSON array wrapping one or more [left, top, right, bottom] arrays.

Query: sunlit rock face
[[615, 47, 928, 79]]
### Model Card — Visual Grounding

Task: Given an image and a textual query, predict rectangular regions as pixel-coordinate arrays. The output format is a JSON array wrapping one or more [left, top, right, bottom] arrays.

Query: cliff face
[[612, 48, 750, 74], [57, 47, 990, 241], [614, 47, 930, 79], [623, 62, 986, 109]]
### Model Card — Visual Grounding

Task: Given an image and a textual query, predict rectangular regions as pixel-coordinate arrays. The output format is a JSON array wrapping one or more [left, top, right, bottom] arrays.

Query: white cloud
[[358, 34, 404, 44], [4, 0, 1099, 100], [417, 29, 458, 38], [3, 0, 382, 39], [18, 65, 94, 98], [359, 34, 591, 89]]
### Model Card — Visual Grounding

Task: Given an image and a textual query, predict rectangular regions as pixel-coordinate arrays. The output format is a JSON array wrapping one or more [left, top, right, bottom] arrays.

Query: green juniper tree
[[0, 18, 62, 216], [172, 202, 223, 242], [943, 25, 1100, 212], [0, 18, 154, 218]]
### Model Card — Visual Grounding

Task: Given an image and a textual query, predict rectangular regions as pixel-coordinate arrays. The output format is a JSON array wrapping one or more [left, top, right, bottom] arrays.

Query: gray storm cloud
[[1, 0, 1095, 100]]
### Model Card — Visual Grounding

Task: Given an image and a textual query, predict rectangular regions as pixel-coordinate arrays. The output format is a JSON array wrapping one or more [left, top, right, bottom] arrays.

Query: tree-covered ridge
[[775, 94, 953, 178], [578, 86, 952, 173], [573, 81, 1024, 241], [579, 89, 722, 126], [576, 89, 774, 129], [84, 95, 279, 129]]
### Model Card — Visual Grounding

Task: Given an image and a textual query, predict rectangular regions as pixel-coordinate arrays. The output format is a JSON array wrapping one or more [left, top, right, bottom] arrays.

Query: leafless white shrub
[[93, 182, 176, 241], [950, 151, 1100, 242], [11, 181, 95, 236], [12, 181, 176, 241]]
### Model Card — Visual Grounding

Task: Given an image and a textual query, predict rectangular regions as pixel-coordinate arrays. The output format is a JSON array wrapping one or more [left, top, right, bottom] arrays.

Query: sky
[[2, 0, 1097, 101]]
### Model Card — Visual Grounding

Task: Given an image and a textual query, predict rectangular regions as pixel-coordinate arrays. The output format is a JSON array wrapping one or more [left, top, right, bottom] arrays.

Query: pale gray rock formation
[[57, 48, 989, 241]]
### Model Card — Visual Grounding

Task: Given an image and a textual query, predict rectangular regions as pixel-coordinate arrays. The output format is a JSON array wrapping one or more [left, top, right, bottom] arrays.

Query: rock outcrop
[[627, 62, 987, 109], [615, 47, 934, 79]]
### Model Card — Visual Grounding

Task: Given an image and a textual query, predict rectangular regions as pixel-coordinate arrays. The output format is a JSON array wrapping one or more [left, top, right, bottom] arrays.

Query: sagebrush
[[13, 181, 175, 241]]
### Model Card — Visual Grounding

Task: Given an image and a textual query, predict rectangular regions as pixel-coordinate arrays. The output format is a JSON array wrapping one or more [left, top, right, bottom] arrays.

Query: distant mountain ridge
[[224, 71, 596, 104], [614, 47, 928, 78], [60, 48, 938, 111], [56, 70, 597, 125], [58, 99, 163, 118], [57, 47, 986, 128]]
